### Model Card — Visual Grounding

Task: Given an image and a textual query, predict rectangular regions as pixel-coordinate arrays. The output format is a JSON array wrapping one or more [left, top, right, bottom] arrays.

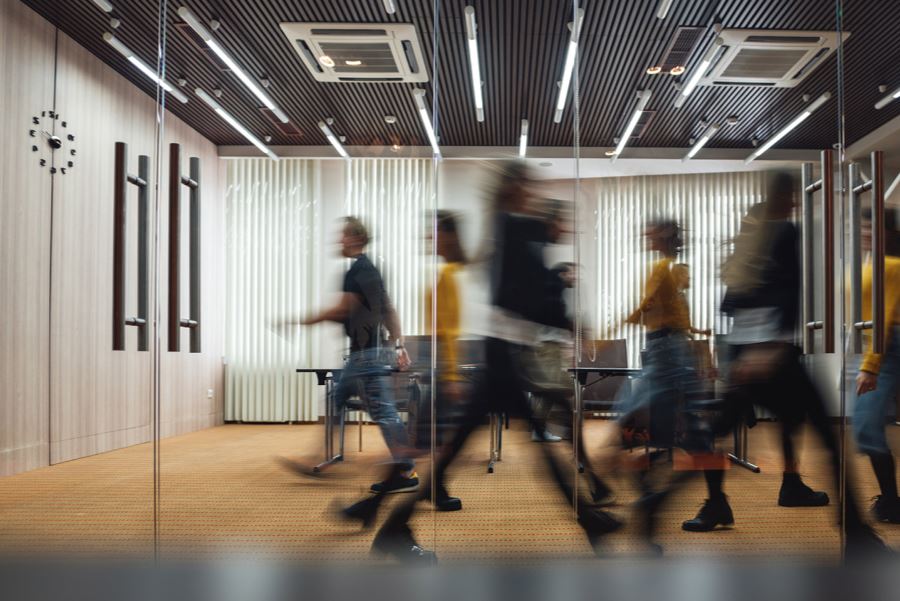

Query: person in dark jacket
[[687, 171, 888, 558], [365, 162, 622, 563]]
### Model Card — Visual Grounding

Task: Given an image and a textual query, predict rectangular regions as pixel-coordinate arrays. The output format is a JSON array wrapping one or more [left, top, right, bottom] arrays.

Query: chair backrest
[[579, 339, 628, 406]]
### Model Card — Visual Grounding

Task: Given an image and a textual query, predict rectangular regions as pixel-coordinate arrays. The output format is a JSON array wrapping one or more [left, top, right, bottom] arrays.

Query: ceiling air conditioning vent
[[698, 29, 849, 88], [280, 22, 428, 83]]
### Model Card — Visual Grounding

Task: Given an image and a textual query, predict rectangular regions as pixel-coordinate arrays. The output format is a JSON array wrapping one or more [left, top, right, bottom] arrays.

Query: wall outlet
[[207, 388, 214, 399]]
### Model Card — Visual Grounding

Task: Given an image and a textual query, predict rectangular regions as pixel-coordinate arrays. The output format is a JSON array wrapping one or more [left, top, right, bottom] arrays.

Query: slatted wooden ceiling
[[19, 0, 900, 151]]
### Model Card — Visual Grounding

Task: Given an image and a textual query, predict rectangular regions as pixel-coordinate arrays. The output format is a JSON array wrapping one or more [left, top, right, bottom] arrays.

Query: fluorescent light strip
[[683, 122, 720, 161], [382, 0, 396, 14], [745, 92, 831, 163], [318, 121, 350, 159], [656, 0, 674, 19], [673, 37, 723, 108], [177, 7, 289, 123], [92, 0, 113, 12], [464, 6, 484, 122], [519, 119, 529, 158], [103, 33, 188, 103], [875, 84, 900, 109], [553, 8, 584, 123], [611, 90, 652, 162], [195, 88, 277, 160], [413, 89, 441, 157]]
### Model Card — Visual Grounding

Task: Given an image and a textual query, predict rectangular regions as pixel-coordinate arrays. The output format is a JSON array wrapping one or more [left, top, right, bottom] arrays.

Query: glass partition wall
[[0, 0, 165, 557]]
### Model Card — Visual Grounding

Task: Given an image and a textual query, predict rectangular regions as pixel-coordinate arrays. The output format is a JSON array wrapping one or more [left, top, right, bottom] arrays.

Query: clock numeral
[[39, 159, 46, 167], [50, 167, 57, 174], [68, 161, 73, 168], [29, 129, 36, 137], [61, 121, 67, 128], [33, 116, 40, 124], [70, 149, 76, 156], [48, 111, 56, 119], [67, 134, 75, 141], [61, 168, 67, 175], [32, 145, 38, 152], [41, 111, 46, 117]]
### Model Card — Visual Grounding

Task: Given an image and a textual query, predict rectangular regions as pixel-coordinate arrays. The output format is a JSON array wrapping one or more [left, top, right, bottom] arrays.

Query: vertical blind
[[225, 159, 322, 422], [225, 158, 434, 422], [587, 171, 767, 366]]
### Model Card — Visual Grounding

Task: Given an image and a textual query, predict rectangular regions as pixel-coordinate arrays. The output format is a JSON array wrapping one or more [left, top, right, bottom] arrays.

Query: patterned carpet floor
[[2, 421, 899, 562]]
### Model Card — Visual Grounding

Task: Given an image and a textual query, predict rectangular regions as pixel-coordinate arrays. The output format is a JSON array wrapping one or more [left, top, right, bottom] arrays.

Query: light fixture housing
[[518, 119, 529, 158], [875, 84, 900, 109], [413, 89, 441, 157], [92, 0, 113, 12], [745, 92, 831, 163], [553, 8, 584, 123], [683, 122, 721, 161], [382, 0, 396, 14], [103, 33, 188, 103], [656, 0, 674, 19], [318, 121, 350, 159], [610, 90, 652, 162], [464, 6, 485, 122], [674, 37, 723, 108], [177, 6, 289, 123], [195, 88, 277, 160]]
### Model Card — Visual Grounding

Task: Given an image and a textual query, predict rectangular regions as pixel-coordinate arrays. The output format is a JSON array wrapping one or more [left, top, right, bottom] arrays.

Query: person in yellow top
[[615, 219, 717, 553], [853, 207, 900, 523]]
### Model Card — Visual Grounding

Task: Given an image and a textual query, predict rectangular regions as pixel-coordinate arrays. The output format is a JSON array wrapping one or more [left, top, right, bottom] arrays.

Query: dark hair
[[765, 171, 797, 219], [493, 161, 531, 211], [436, 210, 468, 263], [862, 205, 900, 257], [645, 218, 683, 258]]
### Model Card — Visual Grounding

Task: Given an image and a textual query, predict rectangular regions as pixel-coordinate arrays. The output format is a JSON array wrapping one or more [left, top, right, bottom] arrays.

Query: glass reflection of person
[[853, 207, 900, 523]]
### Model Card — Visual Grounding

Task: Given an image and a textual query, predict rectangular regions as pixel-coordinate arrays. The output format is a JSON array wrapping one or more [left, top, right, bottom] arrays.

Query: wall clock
[[29, 110, 77, 175]]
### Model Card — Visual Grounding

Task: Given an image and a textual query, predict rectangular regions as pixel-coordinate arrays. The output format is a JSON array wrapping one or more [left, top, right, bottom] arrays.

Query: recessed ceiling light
[[319, 55, 335, 68], [670, 65, 685, 76], [345, 60, 362, 66], [384, 115, 397, 124], [392, 144, 401, 151], [646, 66, 662, 75], [604, 150, 616, 156]]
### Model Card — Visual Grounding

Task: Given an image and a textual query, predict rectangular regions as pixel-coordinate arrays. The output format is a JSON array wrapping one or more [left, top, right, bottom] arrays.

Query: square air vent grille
[[699, 29, 849, 88], [280, 23, 428, 83]]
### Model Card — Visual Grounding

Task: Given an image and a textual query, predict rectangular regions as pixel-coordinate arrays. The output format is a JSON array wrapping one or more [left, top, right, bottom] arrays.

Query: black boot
[[340, 497, 380, 529], [371, 524, 437, 564], [682, 495, 734, 532], [871, 495, 900, 524], [778, 473, 829, 507]]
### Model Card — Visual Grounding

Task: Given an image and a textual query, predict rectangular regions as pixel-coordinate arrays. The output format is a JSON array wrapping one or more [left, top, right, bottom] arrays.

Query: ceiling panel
[[18, 0, 900, 152]]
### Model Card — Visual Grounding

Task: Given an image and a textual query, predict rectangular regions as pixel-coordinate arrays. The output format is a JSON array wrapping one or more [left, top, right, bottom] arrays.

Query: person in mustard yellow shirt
[[615, 219, 712, 553], [853, 207, 900, 523]]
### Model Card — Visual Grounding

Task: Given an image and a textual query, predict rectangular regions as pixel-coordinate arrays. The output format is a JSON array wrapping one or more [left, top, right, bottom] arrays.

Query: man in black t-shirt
[[293, 216, 416, 493]]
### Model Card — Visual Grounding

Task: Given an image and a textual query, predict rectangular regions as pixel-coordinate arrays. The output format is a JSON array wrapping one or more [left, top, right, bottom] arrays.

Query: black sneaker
[[422, 485, 462, 511], [579, 508, 624, 554], [682, 496, 735, 532], [370, 472, 420, 494], [871, 495, 900, 524], [339, 497, 379, 529], [371, 525, 437, 564], [778, 479, 829, 507]]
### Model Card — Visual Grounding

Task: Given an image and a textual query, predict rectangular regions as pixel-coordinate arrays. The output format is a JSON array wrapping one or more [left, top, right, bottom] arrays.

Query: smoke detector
[[280, 22, 428, 83]]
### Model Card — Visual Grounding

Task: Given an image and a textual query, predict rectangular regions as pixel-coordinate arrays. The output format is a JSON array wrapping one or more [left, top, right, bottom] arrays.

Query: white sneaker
[[532, 429, 562, 442]]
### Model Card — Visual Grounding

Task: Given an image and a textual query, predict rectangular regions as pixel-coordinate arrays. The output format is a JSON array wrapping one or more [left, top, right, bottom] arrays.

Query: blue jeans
[[616, 331, 702, 448], [335, 348, 414, 470], [853, 327, 900, 456]]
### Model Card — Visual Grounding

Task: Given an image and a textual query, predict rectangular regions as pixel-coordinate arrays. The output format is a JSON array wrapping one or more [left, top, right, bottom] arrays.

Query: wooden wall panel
[[47, 26, 225, 463], [0, 0, 56, 475]]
